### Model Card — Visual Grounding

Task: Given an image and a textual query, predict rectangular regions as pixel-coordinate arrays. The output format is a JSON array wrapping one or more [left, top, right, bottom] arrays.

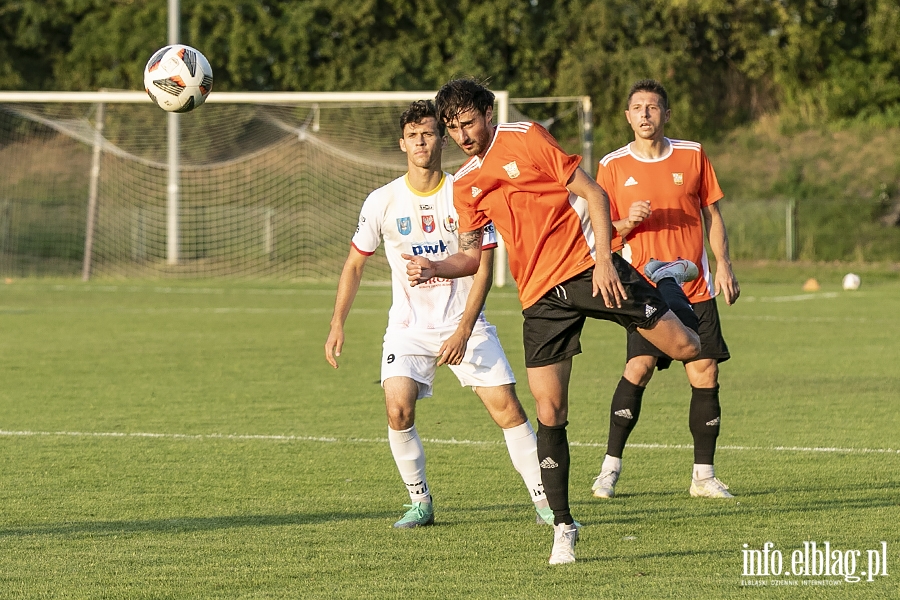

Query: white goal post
[[0, 90, 592, 285]]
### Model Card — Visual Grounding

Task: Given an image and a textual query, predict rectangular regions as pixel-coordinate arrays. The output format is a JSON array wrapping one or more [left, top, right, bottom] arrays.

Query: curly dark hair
[[434, 78, 495, 124], [626, 79, 669, 111], [399, 100, 445, 137]]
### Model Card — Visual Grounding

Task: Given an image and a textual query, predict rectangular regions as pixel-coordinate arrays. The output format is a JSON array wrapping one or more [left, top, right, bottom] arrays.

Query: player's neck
[[406, 167, 443, 195], [629, 136, 669, 160], [477, 124, 497, 160]]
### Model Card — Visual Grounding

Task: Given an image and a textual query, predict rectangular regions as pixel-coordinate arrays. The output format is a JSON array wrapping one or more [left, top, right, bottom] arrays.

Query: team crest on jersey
[[443, 215, 458, 233], [396, 217, 412, 235], [421, 214, 435, 233], [502, 161, 521, 179], [672, 172, 684, 186]]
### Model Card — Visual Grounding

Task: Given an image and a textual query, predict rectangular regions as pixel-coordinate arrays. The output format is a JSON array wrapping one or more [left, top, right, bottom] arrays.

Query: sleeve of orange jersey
[[595, 161, 625, 252], [453, 174, 488, 234], [527, 124, 581, 186], [698, 147, 725, 207]]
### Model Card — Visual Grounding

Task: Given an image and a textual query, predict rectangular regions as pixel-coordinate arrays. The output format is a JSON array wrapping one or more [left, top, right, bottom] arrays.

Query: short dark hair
[[627, 79, 669, 111], [435, 78, 495, 124], [399, 100, 445, 137]]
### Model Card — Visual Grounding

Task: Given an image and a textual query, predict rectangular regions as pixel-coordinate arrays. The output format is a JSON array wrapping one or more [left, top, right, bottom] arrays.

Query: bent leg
[[475, 383, 527, 429], [475, 384, 546, 506], [637, 311, 700, 362]]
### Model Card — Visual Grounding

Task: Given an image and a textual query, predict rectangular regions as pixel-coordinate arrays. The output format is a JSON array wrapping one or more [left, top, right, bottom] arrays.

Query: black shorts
[[522, 254, 668, 368], [626, 297, 730, 370]]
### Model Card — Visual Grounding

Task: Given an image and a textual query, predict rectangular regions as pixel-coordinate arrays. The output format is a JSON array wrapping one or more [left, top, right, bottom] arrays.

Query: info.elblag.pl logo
[[741, 541, 889, 586]]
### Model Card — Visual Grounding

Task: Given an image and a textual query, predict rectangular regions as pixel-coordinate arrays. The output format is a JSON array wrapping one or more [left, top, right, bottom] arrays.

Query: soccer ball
[[144, 45, 213, 113], [842, 273, 861, 291]]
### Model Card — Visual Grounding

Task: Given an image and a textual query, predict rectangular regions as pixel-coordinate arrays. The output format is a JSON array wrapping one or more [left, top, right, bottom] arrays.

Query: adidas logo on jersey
[[471, 186, 482, 198], [645, 305, 657, 318], [706, 417, 720, 427], [624, 176, 638, 187], [614, 408, 634, 419], [539, 457, 559, 469]]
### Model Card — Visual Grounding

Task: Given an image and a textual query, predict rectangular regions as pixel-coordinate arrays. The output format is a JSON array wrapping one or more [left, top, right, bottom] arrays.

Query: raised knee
[[672, 332, 701, 362]]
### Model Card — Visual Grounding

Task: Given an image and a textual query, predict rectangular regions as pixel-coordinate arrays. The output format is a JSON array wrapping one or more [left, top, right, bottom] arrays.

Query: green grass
[[1, 267, 899, 598]]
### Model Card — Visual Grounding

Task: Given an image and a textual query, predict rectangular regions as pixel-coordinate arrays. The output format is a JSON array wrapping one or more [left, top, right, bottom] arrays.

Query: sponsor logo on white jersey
[[396, 217, 412, 235], [421, 214, 435, 233], [411, 240, 449, 256], [443, 215, 458, 233], [502, 161, 521, 179], [624, 176, 638, 187]]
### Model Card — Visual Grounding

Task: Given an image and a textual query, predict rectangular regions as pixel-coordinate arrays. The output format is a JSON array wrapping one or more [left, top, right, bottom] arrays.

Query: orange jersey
[[453, 122, 593, 309], [597, 139, 723, 303]]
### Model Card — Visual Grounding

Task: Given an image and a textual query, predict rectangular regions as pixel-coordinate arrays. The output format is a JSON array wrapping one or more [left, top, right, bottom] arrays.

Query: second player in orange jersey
[[592, 79, 740, 501]]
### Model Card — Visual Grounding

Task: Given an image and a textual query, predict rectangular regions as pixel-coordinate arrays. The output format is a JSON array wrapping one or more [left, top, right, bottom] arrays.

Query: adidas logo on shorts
[[645, 305, 657, 318], [614, 409, 634, 419], [706, 417, 720, 427], [540, 457, 559, 469]]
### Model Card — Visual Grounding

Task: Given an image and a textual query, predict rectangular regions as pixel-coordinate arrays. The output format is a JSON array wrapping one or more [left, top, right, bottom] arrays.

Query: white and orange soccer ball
[[144, 45, 213, 113]]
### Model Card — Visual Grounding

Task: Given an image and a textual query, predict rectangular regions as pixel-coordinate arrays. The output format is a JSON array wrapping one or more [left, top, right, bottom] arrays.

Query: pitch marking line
[[0, 430, 896, 455]]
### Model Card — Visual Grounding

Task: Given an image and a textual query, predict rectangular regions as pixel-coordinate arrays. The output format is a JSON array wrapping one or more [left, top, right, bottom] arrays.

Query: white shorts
[[381, 323, 516, 400]]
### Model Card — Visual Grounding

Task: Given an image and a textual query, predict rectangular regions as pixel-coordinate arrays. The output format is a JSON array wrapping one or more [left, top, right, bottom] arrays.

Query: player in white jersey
[[325, 100, 551, 528]]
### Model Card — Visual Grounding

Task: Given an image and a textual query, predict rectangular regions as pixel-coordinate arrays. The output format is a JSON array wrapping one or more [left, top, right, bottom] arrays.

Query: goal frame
[[0, 90, 594, 286]]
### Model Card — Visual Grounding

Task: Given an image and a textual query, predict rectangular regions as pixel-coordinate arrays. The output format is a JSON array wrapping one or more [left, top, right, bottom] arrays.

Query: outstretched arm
[[567, 167, 627, 308], [404, 227, 483, 285], [702, 202, 740, 305], [437, 247, 495, 366], [324, 247, 368, 368]]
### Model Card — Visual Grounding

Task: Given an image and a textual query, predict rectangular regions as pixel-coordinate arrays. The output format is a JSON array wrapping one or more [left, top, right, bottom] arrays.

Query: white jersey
[[351, 173, 497, 330]]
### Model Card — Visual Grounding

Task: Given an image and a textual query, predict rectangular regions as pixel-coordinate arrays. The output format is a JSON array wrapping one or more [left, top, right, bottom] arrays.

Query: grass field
[[1, 265, 898, 599]]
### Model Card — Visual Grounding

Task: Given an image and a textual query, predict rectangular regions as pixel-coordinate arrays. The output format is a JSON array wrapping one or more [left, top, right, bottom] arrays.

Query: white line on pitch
[[0, 429, 896, 455]]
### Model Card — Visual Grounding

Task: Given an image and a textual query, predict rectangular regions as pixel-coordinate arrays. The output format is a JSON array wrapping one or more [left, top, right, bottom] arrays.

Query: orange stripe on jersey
[[597, 138, 723, 303], [453, 122, 589, 309]]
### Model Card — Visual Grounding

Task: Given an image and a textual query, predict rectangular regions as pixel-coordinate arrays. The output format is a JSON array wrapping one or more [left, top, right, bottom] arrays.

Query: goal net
[[0, 91, 592, 282]]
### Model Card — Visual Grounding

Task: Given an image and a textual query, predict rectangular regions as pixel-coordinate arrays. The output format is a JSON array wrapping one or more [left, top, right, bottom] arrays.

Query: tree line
[[3, 0, 900, 145]]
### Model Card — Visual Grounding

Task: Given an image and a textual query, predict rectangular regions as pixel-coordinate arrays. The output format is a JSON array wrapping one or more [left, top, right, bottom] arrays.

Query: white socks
[[388, 425, 430, 503], [503, 421, 547, 504], [693, 463, 715, 481], [601, 454, 623, 474]]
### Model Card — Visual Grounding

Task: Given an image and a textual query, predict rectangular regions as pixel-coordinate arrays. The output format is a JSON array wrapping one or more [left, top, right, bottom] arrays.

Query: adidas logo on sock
[[540, 457, 559, 469], [645, 305, 657, 318], [706, 417, 720, 426], [614, 408, 634, 419]]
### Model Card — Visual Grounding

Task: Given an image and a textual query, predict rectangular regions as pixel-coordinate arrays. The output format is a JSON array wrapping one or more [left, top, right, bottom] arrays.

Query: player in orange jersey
[[591, 79, 740, 502], [404, 78, 701, 565]]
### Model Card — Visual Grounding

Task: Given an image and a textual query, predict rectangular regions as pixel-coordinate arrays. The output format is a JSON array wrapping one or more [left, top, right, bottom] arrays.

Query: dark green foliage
[[3, 0, 900, 136]]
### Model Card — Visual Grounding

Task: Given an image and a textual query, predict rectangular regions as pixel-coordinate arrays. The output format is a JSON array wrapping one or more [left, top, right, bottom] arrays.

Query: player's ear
[[484, 105, 493, 124], [399, 138, 407, 153], [664, 109, 671, 123]]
